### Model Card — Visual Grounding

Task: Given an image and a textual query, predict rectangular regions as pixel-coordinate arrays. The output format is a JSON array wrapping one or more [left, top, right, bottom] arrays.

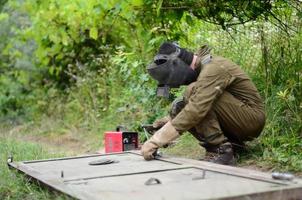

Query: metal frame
[[8, 151, 302, 200]]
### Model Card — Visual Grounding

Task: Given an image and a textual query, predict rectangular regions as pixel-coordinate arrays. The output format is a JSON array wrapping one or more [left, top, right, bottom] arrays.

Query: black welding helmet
[[147, 42, 198, 97]]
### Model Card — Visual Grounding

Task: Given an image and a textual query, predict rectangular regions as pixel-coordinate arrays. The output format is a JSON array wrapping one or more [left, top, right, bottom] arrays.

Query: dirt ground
[[1, 124, 100, 156]]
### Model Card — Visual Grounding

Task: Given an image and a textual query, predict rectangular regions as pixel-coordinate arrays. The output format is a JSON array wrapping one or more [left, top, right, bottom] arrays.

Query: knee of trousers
[[212, 91, 265, 142], [190, 128, 226, 146], [190, 113, 227, 146]]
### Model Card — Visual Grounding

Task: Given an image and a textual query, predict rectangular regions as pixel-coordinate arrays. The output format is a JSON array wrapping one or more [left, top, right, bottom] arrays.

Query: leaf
[[49, 66, 55, 75], [140, 74, 149, 82], [131, 0, 143, 7], [0, 13, 8, 21], [185, 14, 194, 25], [89, 27, 98, 40], [277, 89, 289, 100], [156, 0, 163, 16], [297, 11, 302, 19]]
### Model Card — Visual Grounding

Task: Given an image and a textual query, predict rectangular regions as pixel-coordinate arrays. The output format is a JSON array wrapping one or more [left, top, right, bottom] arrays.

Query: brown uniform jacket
[[171, 55, 265, 135]]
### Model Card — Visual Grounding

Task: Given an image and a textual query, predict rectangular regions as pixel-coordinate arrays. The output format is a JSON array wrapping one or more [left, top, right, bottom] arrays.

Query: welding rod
[[141, 125, 150, 140]]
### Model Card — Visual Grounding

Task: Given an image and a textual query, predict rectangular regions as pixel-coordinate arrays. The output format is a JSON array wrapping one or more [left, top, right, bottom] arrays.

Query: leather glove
[[141, 121, 179, 160]]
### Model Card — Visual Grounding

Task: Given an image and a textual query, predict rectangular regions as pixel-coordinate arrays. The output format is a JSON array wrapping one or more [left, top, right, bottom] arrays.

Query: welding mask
[[147, 46, 198, 97]]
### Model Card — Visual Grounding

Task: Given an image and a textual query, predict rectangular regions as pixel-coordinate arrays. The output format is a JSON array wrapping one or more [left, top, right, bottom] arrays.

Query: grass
[[0, 117, 116, 200], [0, 102, 301, 199], [163, 123, 302, 175], [247, 130, 302, 173], [0, 137, 70, 200], [163, 134, 206, 160]]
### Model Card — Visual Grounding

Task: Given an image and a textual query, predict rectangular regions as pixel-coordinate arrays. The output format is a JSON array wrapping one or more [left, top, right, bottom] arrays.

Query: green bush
[[0, 0, 301, 173]]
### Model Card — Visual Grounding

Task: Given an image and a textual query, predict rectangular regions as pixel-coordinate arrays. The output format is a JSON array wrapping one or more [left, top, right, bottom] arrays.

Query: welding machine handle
[[116, 125, 127, 132]]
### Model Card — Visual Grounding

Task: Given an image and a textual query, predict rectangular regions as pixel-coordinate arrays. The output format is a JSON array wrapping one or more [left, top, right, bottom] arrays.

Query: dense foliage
[[0, 0, 301, 172]]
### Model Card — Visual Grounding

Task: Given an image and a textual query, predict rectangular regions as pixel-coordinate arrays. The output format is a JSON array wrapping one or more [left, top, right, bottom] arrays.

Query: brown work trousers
[[183, 83, 266, 146]]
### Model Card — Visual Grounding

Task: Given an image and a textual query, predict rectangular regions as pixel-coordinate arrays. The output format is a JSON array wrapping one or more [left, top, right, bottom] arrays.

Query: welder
[[141, 42, 266, 165]]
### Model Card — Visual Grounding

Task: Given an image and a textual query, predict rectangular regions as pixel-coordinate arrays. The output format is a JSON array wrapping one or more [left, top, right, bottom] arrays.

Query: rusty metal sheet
[[8, 151, 302, 200]]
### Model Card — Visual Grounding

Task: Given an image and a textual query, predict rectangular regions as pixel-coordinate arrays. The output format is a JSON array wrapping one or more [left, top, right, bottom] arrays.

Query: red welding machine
[[104, 127, 138, 153]]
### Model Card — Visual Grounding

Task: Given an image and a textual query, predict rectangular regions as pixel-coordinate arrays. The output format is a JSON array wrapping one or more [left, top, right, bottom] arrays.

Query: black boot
[[204, 142, 236, 165]]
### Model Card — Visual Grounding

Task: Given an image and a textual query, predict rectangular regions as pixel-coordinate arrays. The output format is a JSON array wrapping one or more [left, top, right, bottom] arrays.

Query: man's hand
[[141, 121, 179, 160], [141, 141, 158, 160]]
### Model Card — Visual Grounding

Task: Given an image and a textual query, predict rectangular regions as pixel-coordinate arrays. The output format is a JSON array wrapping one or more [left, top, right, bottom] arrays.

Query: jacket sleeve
[[171, 63, 233, 132]]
